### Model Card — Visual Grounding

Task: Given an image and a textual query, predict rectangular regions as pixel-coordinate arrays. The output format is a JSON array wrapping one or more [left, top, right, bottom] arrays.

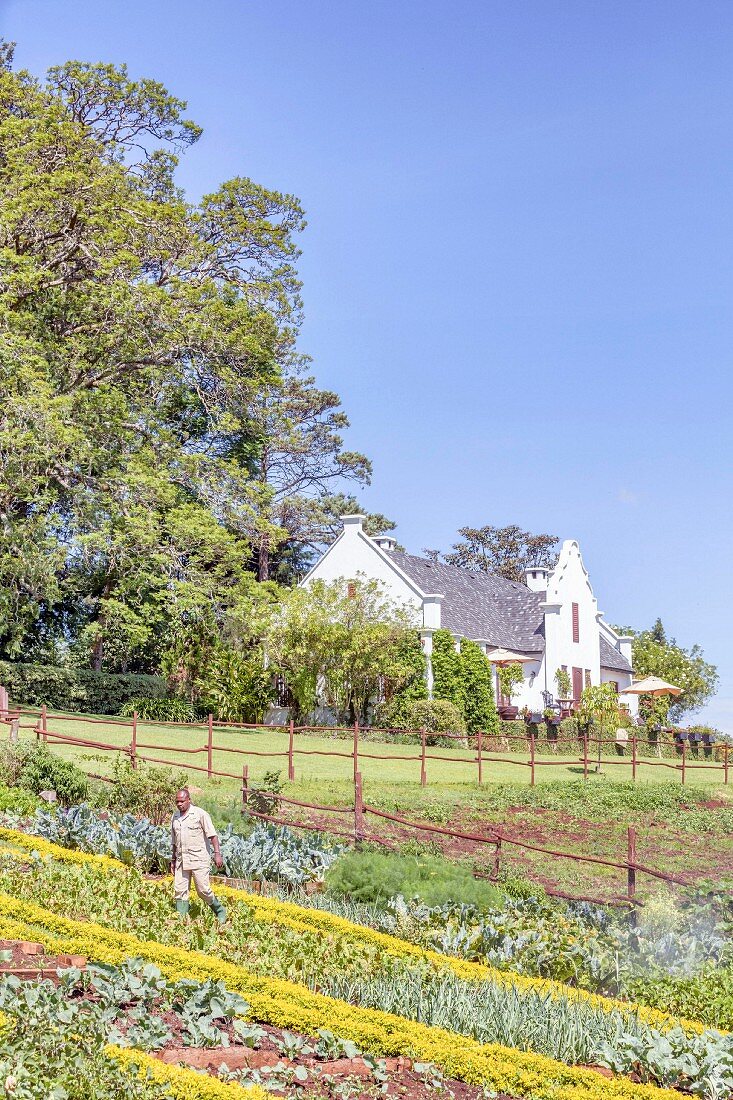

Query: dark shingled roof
[[599, 635, 632, 672], [388, 550, 545, 653]]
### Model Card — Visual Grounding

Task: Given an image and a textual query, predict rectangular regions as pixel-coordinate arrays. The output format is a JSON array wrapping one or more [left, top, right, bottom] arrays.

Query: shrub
[[0, 782, 40, 815], [402, 698, 466, 745], [325, 849, 504, 909], [431, 630, 465, 713], [17, 744, 89, 804], [103, 757, 188, 824], [0, 739, 28, 786], [0, 661, 166, 715], [459, 638, 499, 734], [119, 697, 202, 722]]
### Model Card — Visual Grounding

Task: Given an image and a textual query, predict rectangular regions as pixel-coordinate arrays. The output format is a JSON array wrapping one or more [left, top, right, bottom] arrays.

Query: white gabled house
[[303, 514, 635, 716]]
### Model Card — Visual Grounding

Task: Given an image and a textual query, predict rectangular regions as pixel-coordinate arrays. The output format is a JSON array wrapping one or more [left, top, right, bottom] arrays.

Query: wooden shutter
[[572, 667, 583, 702], [572, 603, 580, 643], [347, 581, 356, 598]]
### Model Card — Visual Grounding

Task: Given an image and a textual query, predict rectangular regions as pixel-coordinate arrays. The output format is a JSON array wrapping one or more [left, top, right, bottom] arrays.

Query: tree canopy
[[425, 524, 558, 582], [0, 44, 387, 670], [613, 618, 718, 722]]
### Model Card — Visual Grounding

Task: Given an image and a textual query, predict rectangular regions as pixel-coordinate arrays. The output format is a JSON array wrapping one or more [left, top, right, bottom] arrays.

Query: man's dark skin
[[170, 789, 224, 875]]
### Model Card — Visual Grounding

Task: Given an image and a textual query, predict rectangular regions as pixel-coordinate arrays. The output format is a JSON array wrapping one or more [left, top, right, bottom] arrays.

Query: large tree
[[0, 46, 380, 668], [425, 525, 558, 582], [613, 618, 718, 722]]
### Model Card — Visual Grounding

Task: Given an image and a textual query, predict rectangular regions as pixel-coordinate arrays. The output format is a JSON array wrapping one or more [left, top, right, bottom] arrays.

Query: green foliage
[[103, 757, 189, 824], [268, 577, 422, 722], [14, 744, 89, 804], [374, 630, 427, 728], [554, 667, 572, 698], [197, 646, 275, 723], [615, 619, 718, 720], [0, 783, 40, 815], [119, 696, 201, 721], [325, 849, 503, 909], [430, 630, 464, 712], [0, 49, 377, 679], [496, 662, 524, 703], [0, 661, 165, 714], [459, 638, 499, 733], [578, 682, 623, 732], [391, 698, 466, 742]]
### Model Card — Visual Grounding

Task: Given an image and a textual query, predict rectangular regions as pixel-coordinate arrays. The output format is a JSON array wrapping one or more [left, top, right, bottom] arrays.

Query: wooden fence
[[0, 699, 730, 790], [0, 697, 723, 908]]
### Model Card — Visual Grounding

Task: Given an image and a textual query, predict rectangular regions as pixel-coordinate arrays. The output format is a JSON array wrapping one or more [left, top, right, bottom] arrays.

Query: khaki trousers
[[173, 861, 215, 905]]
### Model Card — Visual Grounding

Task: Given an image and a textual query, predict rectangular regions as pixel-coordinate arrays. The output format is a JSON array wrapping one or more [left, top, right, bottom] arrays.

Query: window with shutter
[[572, 667, 583, 702], [572, 603, 580, 643], [347, 581, 356, 598]]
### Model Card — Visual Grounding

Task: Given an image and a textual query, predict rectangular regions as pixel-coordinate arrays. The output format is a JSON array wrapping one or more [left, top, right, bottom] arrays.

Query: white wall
[[302, 515, 423, 621], [543, 541, 600, 698]]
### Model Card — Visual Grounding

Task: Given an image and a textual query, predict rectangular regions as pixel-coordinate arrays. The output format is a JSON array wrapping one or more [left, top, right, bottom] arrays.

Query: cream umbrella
[[620, 676, 682, 697], [486, 648, 536, 664]]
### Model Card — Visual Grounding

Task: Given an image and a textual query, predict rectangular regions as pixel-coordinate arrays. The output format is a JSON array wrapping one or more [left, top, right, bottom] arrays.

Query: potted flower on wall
[[496, 662, 524, 720]]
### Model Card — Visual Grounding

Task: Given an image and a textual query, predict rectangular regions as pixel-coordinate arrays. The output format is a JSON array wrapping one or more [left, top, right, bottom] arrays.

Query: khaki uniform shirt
[[171, 805, 218, 871]]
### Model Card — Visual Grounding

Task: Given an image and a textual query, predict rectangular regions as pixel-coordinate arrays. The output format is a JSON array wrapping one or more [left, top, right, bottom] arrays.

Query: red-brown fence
[[238, 769, 691, 908], [0, 699, 721, 907], [1, 700, 730, 790]]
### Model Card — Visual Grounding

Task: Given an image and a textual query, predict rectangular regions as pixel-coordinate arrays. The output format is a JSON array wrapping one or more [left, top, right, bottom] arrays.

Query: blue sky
[[3, 1, 731, 727]]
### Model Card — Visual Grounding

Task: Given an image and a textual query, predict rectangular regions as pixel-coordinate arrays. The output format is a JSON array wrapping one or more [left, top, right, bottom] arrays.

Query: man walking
[[170, 787, 227, 925]]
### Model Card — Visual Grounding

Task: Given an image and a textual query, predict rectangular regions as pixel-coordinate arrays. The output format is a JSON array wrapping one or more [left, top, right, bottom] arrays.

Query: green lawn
[[19, 707, 727, 797]]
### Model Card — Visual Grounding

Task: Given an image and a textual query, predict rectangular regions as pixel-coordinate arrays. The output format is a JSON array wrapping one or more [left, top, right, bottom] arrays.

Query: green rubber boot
[[175, 900, 190, 918], [209, 896, 227, 926]]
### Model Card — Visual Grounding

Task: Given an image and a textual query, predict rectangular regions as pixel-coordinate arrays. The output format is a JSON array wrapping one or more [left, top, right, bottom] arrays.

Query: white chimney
[[525, 565, 549, 593], [373, 535, 397, 552], [341, 514, 365, 531]]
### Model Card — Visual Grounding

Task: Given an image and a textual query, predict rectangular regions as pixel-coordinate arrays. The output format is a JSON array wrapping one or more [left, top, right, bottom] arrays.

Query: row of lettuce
[[1, 828, 733, 1097]]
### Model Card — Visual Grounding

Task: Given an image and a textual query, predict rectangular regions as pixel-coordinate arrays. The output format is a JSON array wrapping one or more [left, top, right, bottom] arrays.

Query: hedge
[[0, 661, 166, 715]]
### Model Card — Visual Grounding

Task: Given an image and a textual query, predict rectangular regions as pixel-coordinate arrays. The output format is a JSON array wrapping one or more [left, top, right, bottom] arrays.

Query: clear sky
[[3, 1, 731, 727]]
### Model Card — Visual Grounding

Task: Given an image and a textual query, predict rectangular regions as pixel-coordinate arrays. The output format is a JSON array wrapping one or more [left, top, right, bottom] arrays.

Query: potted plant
[[496, 662, 524, 720], [543, 707, 561, 727], [554, 667, 573, 707]]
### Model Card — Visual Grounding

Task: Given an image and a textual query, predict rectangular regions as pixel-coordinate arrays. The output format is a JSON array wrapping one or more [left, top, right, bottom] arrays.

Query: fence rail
[[1, 696, 722, 908], [0, 699, 730, 790]]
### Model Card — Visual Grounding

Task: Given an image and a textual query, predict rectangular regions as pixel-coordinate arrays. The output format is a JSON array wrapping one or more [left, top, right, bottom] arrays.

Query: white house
[[303, 514, 635, 716]]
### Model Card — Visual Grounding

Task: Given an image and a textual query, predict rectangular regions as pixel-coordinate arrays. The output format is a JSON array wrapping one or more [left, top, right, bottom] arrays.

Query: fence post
[[0, 686, 7, 721], [725, 743, 729, 785], [477, 730, 483, 785], [627, 825, 636, 900], [492, 833, 502, 880], [681, 738, 686, 785], [130, 710, 138, 770], [241, 765, 249, 811], [287, 720, 295, 781], [9, 717, 19, 743], [530, 732, 536, 787], [583, 732, 589, 780], [207, 713, 214, 778], [41, 703, 47, 744], [353, 720, 359, 783], [631, 731, 637, 782], [354, 770, 365, 844], [420, 728, 427, 787]]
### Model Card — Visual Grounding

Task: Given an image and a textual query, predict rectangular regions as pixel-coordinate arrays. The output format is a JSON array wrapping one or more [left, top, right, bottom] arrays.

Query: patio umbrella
[[486, 648, 536, 664], [620, 676, 682, 697]]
